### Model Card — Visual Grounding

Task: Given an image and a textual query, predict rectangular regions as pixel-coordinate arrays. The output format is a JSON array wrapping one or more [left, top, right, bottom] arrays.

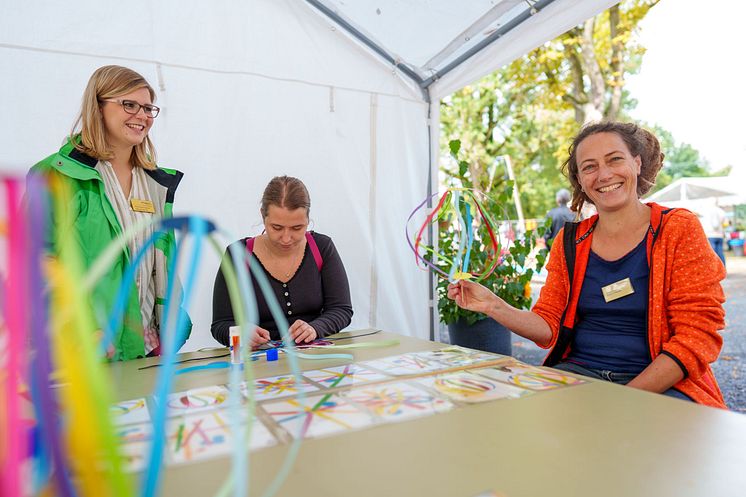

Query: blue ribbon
[[142, 216, 208, 497], [175, 361, 231, 375]]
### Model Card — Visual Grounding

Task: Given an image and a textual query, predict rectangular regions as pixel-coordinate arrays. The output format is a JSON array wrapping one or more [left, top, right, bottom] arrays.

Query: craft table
[[108, 329, 746, 497]]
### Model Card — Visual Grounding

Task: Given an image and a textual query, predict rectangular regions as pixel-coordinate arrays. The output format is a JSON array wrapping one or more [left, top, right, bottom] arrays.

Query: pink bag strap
[[244, 233, 323, 271], [305, 232, 323, 271]]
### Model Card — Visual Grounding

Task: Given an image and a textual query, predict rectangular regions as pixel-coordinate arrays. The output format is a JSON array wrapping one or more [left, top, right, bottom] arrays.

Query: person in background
[[448, 121, 726, 408], [544, 188, 575, 244], [29, 65, 191, 360], [697, 200, 727, 266], [211, 176, 353, 348]]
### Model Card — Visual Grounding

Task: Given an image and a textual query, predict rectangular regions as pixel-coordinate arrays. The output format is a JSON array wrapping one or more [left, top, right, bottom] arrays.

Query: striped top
[[96, 161, 159, 354]]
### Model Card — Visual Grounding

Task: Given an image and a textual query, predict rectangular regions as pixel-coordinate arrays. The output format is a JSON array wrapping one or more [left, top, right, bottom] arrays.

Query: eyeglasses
[[101, 99, 161, 118]]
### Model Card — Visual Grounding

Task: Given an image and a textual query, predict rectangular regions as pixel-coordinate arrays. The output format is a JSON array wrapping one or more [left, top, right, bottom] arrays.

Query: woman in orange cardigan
[[448, 122, 726, 408]]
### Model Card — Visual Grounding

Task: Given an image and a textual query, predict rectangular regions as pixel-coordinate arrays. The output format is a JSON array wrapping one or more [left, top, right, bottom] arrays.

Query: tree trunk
[[580, 18, 606, 124], [606, 4, 624, 120]]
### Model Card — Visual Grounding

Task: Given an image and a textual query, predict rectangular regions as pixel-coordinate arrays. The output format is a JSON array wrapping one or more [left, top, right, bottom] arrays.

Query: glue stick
[[229, 326, 243, 365]]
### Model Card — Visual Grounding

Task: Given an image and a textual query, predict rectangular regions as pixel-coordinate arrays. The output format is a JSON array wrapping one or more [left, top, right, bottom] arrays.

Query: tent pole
[[368, 94, 379, 330], [426, 90, 438, 342]]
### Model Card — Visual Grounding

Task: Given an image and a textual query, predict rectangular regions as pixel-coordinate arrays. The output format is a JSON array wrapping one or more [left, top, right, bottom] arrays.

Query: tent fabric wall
[[2, 0, 617, 351], [1, 0, 431, 350]]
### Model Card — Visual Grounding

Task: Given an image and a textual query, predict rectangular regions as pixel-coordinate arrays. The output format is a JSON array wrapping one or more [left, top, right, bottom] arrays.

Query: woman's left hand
[[288, 319, 318, 343]]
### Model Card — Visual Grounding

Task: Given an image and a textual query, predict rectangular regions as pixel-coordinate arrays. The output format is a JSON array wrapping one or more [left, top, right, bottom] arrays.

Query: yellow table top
[[108, 330, 746, 497]]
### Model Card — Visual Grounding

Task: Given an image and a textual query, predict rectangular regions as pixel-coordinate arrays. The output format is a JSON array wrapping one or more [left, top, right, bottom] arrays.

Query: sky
[[625, 0, 746, 181]]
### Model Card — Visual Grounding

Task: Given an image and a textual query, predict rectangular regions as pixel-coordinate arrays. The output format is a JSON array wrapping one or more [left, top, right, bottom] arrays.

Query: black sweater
[[211, 232, 353, 345]]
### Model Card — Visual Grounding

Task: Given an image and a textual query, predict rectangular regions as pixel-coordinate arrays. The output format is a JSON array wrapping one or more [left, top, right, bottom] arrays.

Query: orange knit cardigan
[[532, 203, 727, 408]]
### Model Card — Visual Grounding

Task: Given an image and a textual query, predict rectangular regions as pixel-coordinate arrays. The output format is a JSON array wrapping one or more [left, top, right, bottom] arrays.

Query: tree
[[646, 124, 729, 193], [440, 0, 661, 218]]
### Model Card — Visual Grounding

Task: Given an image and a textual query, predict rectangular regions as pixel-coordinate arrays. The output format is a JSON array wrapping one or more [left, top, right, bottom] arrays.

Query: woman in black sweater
[[211, 176, 353, 348]]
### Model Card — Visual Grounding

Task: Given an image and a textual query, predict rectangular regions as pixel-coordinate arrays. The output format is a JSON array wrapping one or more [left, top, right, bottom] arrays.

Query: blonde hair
[[70, 65, 158, 170]]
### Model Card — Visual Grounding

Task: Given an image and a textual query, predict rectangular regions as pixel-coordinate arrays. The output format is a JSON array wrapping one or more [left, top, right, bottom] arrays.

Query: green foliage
[[734, 205, 746, 231], [433, 141, 548, 325], [440, 0, 661, 219]]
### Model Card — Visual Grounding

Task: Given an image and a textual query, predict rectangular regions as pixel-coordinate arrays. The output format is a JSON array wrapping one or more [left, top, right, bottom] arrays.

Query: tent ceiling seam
[[304, 0, 428, 100], [421, 0, 522, 71], [0, 42, 425, 105], [420, 0, 559, 89], [303, 0, 559, 92]]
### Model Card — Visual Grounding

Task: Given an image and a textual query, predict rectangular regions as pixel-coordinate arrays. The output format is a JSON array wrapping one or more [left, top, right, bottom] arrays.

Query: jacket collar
[[55, 137, 183, 204], [53, 138, 102, 181]]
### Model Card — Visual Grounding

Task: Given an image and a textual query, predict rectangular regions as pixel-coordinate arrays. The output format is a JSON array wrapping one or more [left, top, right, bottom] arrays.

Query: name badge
[[130, 198, 155, 214], [601, 277, 634, 303]]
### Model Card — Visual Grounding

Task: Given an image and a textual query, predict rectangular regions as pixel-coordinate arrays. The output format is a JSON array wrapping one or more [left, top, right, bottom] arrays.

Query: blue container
[[729, 239, 744, 257]]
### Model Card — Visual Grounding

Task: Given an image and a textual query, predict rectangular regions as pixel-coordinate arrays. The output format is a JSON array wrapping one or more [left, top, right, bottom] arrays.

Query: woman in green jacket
[[29, 65, 191, 360]]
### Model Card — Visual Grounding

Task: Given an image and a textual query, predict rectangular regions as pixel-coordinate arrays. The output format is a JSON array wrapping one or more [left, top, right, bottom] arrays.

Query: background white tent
[[645, 176, 746, 208], [0, 0, 615, 351]]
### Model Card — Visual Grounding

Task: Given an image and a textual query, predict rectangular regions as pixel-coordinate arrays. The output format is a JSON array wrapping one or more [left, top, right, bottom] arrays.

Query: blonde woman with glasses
[[29, 65, 191, 361]]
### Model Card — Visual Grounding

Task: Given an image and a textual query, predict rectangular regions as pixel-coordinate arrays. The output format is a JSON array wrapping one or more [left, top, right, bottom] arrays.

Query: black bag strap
[[543, 221, 578, 366], [562, 221, 577, 288]]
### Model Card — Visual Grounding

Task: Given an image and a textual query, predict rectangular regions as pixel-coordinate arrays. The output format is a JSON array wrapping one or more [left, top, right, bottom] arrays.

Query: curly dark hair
[[562, 121, 665, 213]]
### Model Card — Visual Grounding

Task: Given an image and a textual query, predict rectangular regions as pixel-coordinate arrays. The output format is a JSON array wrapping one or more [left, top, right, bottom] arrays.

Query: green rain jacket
[[29, 138, 192, 360]]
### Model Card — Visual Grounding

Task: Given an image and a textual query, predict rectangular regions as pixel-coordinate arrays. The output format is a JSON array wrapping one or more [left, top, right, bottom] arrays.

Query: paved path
[[712, 255, 746, 412], [441, 255, 746, 412]]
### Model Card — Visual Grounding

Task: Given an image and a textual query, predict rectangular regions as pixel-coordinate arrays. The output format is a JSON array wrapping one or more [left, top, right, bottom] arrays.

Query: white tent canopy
[[1, 0, 614, 351], [645, 176, 746, 208]]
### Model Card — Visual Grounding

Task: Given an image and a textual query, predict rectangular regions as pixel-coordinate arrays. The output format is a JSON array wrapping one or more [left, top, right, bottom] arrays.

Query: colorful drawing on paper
[[361, 352, 446, 376], [302, 364, 389, 389], [115, 423, 152, 472], [165, 385, 233, 416], [415, 347, 505, 368], [167, 410, 276, 465], [473, 362, 586, 391], [416, 371, 532, 403], [110, 397, 150, 426], [245, 374, 320, 402], [262, 393, 374, 439], [342, 381, 454, 422]]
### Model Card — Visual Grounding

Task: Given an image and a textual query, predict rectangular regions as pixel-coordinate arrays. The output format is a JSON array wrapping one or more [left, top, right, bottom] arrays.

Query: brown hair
[[561, 121, 664, 213], [260, 176, 311, 218], [70, 65, 158, 170]]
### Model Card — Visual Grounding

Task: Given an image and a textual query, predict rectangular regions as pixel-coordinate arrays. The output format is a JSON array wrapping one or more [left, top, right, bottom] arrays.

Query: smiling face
[[100, 87, 153, 150], [575, 132, 642, 214], [263, 205, 309, 253]]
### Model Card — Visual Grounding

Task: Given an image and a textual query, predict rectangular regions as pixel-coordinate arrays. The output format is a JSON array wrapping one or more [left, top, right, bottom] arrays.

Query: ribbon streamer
[[406, 188, 503, 282]]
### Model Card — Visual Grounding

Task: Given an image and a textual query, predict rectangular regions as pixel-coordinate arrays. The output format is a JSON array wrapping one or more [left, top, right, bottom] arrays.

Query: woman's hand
[[251, 326, 271, 350], [449, 279, 553, 347], [288, 319, 318, 343], [447, 280, 499, 315]]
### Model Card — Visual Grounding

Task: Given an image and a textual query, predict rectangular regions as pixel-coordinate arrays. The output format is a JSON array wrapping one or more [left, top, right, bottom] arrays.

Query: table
[[108, 330, 746, 497]]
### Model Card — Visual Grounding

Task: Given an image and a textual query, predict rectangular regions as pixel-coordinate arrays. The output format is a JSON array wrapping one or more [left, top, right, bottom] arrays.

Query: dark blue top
[[566, 236, 650, 374]]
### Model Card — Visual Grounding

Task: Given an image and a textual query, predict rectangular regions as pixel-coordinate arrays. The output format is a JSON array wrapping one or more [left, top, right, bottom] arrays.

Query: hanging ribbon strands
[[406, 188, 502, 283]]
